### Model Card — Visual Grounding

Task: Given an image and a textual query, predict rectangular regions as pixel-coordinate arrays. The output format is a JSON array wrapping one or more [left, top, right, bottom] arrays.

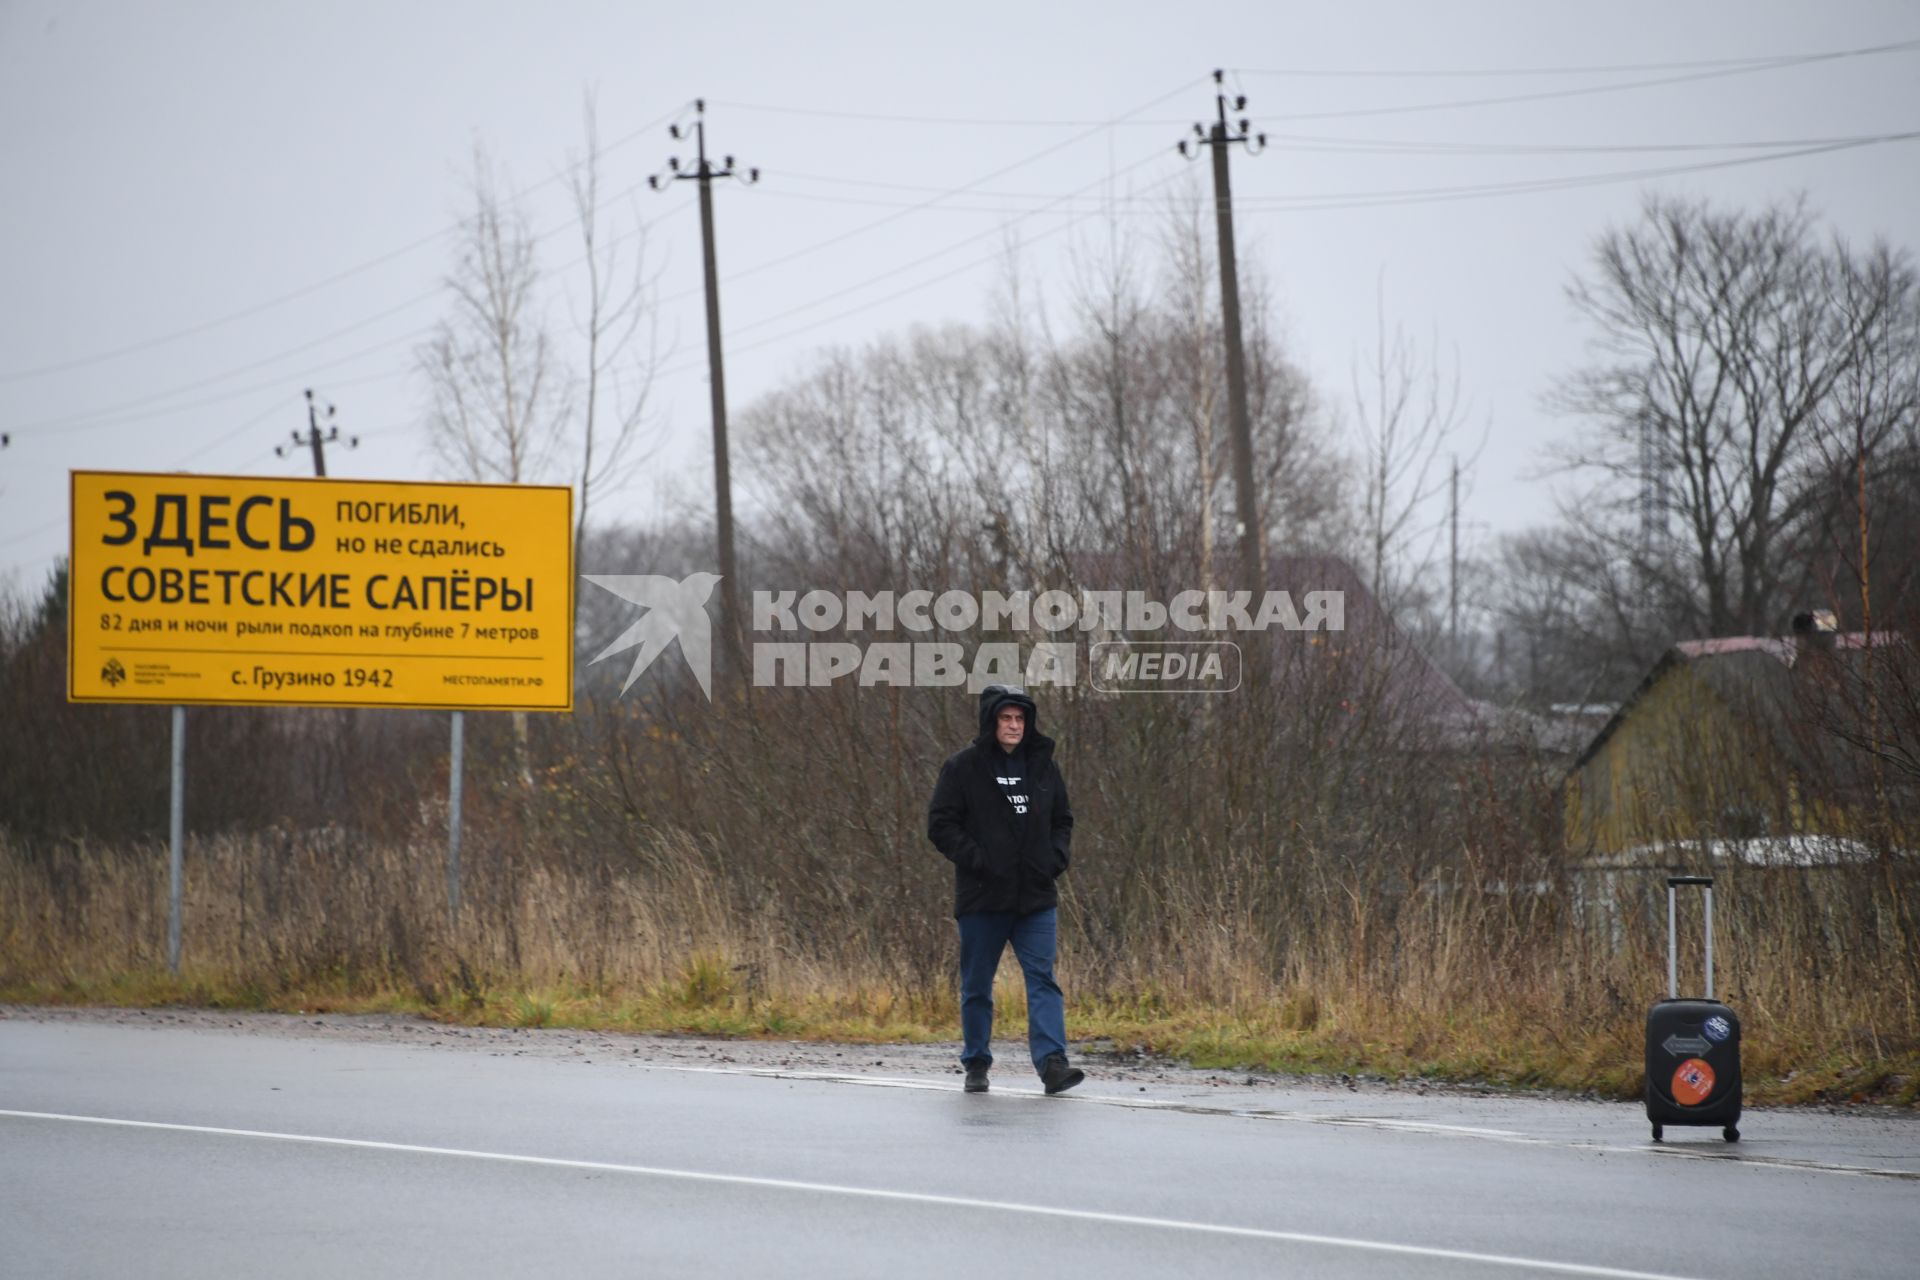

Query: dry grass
[[4, 830, 1914, 1107]]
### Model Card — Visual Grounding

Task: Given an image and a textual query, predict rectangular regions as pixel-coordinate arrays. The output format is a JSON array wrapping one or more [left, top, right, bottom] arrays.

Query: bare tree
[[1803, 252, 1920, 630], [1484, 524, 1657, 709], [566, 94, 665, 579], [417, 146, 570, 791], [736, 204, 1345, 615], [1350, 275, 1476, 611], [1157, 198, 1225, 592], [1552, 195, 1917, 639], [419, 146, 569, 487], [1053, 215, 1161, 581], [1239, 262, 1345, 558]]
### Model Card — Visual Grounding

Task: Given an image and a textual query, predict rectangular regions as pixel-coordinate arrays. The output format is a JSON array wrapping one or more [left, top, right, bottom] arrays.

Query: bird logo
[[581, 572, 723, 699]]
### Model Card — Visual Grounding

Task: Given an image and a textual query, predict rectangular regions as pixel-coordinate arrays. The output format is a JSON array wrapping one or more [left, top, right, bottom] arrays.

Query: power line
[[5, 86, 1194, 423], [588, 138, 1920, 395], [17, 49, 1897, 438], [0, 515, 65, 552], [665, 78, 1205, 305], [0, 103, 693, 386], [16, 363, 407, 444], [678, 169, 1193, 377], [175, 396, 291, 467], [8, 187, 697, 439], [770, 168, 1174, 198], [12, 309, 428, 438], [1232, 36, 1920, 78], [12, 80, 1911, 450], [348, 422, 420, 441], [1229, 135, 1920, 211], [1228, 127, 1920, 158], [731, 131, 1920, 218], [8, 40, 1909, 393], [553, 158, 1188, 408], [9, 85, 1198, 440], [728, 148, 1172, 338], [1247, 41, 1920, 124], [751, 181, 1164, 214], [710, 40, 1919, 126], [714, 100, 1186, 127], [0, 402, 308, 555], [10, 332, 416, 438], [21, 123, 1911, 447], [0, 229, 452, 391], [14, 130, 1125, 443], [756, 125, 1920, 196]]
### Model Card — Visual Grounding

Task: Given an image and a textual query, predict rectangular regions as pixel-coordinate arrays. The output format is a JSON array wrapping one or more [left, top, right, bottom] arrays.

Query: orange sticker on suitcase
[[1672, 1058, 1716, 1106]]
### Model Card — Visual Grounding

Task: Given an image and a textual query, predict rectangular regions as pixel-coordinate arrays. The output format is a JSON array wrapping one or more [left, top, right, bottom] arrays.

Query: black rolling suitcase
[[1645, 875, 1741, 1142]]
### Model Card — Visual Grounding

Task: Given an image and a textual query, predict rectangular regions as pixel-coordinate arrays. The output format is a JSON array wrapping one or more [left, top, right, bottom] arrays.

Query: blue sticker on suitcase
[[1703, 1015, 1731, 1043]]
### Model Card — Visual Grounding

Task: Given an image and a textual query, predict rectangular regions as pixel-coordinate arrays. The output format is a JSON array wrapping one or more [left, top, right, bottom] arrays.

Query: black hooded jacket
[[927, 685, 1074, 917]]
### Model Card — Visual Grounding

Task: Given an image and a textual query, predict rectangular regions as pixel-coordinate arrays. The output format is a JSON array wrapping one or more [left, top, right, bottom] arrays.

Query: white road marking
[[0, 1107, 1705, 1280]]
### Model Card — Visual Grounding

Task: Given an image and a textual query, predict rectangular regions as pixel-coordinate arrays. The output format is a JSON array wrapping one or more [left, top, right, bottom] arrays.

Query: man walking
[[928, 683, 1084, 1095]]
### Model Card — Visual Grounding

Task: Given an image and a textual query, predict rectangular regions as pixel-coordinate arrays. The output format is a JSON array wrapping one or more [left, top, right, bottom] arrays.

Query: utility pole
[[652, 101, 758, 683], [1857, 416, 1889, 852], [1181, 71, 1267, 588], [1857, 415, 1872, 641], [1637, 412, 1657, 554], [1449, 455, 1460, 650], [276, 389, 356, 477]]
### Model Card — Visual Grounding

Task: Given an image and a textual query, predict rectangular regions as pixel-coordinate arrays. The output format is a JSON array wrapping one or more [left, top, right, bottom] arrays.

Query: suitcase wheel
[[1651, 1124, 1663, 1143], [1723, 1126, 1739, 1143]]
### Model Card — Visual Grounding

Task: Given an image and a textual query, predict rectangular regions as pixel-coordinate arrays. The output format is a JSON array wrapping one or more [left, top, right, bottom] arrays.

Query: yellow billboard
[[68, 471, 573, 711]]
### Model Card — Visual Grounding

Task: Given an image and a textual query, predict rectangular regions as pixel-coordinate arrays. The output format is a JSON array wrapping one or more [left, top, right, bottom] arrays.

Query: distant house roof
[[1575, 834, 1891, 871], [1570, 631, 1893, 773]]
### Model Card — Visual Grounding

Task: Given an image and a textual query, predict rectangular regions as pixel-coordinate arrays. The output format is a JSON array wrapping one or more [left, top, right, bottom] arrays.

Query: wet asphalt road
[[2, 1014, 1917, 1279]]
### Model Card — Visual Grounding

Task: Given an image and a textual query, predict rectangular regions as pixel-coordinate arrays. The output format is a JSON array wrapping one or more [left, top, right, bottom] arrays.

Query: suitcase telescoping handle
[[1667, 875, 1714, 1001]]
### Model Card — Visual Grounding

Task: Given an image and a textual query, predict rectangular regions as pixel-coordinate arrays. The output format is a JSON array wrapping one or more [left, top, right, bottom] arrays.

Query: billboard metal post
[[168, 704, 185, 976], [448, 710, 464, 923]]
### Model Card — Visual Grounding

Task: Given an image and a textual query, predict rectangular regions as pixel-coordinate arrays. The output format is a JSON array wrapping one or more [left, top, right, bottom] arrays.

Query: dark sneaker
[[1040, 1054, 1085, 1095], [964, 1063, 989, 1093]]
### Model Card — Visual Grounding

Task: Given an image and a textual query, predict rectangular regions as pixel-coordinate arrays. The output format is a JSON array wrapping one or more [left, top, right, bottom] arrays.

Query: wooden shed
[[1563, 631, 1890, 855]]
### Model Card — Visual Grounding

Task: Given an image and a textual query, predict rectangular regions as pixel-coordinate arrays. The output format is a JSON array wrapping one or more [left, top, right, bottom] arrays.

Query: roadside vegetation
[[4, 809, 1914, 1106], [4, 190, 1918, 1108]]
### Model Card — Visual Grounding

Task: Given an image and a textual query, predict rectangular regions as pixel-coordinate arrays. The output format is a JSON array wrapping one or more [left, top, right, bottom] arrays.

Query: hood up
[[976, 683, 1039, 746]]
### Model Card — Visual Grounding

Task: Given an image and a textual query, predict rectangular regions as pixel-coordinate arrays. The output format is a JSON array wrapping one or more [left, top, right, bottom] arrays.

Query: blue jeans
[[957, 908, 1066, 1074]]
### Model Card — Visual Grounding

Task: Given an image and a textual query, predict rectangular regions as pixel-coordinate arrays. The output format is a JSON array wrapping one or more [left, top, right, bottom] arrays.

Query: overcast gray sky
[[3, 0, 1917, 596]]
